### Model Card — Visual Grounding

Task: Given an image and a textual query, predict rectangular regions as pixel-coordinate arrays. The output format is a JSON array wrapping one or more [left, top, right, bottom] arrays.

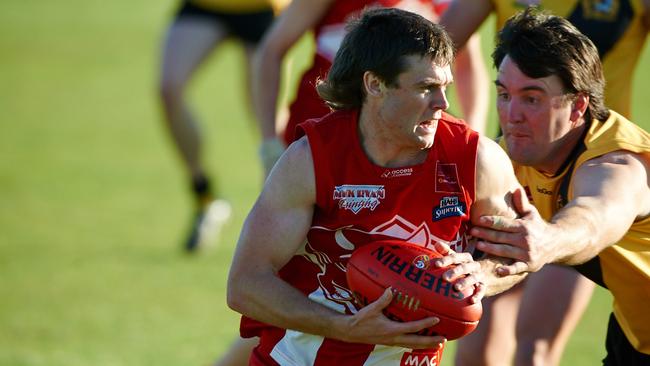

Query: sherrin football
[[346, 240, 482, 340]]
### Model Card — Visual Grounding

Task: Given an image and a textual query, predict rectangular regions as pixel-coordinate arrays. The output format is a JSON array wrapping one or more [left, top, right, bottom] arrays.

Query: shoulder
[[263, 136, 316, 206], [475, 136, 520, 199]]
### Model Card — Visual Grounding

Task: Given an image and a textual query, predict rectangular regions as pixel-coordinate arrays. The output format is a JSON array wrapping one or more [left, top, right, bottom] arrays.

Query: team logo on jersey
[[333, 185, 385, 214], [381, 167, 413, 178], [536, 186, 553, 195], [435, 162, 461, 193], [432, 196, 466, 221]]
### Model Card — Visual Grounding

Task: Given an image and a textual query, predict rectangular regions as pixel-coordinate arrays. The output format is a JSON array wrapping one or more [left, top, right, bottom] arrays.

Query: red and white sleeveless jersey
[[242, 110, 479, 365]]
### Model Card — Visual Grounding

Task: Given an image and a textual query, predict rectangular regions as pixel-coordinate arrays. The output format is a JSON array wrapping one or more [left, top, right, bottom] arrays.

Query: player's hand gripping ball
[[346, 240, 482, 340]]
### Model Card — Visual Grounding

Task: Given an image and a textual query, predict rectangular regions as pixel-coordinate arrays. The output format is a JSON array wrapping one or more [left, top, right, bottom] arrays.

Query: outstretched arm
[[227, 138, 445, 349], [472, 151, 650, 275]]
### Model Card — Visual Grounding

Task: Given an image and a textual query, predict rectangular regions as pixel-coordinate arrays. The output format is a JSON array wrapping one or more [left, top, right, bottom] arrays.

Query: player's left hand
[[469, 187, 556, 276], [432, 248, 485, 304]]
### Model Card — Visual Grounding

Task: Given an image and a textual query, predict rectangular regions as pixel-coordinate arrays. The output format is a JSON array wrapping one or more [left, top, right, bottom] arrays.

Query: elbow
[[226, 271, 248, 314]]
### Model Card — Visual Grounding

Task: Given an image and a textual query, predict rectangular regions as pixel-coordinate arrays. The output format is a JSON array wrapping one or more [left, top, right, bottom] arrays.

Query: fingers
[[434, 251, 473, 268], [373, 287, 394, 310], [513, 186, 533, 217], [476, 215, 519, 232], [393, 333, 446, 350], [476, 240, 531, 263], [469, 282, 486, 304], [432, 241, 453, 255], [496, 261, 531, 276]]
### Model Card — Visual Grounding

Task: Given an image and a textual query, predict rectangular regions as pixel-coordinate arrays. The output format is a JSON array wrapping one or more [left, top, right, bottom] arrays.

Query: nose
[[501, 98, 523, 125], [430, 88, 449, 111]]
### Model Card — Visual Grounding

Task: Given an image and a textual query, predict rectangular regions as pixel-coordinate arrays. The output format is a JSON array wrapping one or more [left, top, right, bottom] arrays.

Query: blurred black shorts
[[175, 1, 274, 44], [603, 313, 650, 365]]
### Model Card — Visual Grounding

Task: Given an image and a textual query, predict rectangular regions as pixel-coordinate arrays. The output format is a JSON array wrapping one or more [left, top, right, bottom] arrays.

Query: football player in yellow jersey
[[158, 0, 288, 252], [441, 0, 649, 120], [439, 1, 649, 365], [455, 8, 650, 365]]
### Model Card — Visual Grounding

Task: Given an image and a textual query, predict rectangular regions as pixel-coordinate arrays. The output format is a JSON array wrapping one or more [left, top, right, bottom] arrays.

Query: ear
[[362, 71, 384, 97], [570, 93, 589, 122]]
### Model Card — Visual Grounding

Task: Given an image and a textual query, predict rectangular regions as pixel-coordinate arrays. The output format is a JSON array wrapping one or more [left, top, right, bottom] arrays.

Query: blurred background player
[[254, 0, 490, 177], [158, 0, 288, 252], [439, 2, 650, 365]]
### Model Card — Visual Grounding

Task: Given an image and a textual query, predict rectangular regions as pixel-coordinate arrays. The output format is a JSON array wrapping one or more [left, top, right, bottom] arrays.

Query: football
[[346, 240, 482, 340]]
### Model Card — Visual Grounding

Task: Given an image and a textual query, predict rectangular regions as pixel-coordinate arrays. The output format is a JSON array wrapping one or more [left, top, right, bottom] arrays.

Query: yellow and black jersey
[[500, 110, 650, 354], [491, 0, 648, 118]]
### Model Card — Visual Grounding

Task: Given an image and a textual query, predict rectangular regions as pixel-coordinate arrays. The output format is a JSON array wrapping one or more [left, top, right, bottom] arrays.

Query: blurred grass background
[[0, 1, 647, 365]]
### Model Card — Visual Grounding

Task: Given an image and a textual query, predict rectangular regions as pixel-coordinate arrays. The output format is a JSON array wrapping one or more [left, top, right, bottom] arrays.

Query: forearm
[[227, 269, 349, 340], [253, 49, 284, 140], [548, 197, 624, 266]]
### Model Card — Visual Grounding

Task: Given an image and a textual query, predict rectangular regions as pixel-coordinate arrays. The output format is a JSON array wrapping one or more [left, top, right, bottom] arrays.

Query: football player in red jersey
[[228, 8, 527, 365]]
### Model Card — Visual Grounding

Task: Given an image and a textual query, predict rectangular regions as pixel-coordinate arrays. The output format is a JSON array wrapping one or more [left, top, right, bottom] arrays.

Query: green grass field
[[1, 1, 648, 365]]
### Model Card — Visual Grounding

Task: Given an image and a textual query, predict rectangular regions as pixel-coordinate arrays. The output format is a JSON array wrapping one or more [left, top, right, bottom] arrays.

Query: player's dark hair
[[493, 7, 609, 121], [316, 7, 455, 110]]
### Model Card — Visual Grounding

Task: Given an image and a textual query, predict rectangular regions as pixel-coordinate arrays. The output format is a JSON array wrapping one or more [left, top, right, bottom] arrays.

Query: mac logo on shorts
[[333, 184, 385, 214]]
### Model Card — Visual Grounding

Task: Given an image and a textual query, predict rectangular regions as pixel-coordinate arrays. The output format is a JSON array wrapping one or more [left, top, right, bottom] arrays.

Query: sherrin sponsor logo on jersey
[[432, 196, 466, 221], [333, 184, 385, 214]]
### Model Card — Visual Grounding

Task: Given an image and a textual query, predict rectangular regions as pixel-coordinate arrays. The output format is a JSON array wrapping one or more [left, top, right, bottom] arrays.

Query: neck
[[538, 122, 588, 176], [357, 109, 431, 168]]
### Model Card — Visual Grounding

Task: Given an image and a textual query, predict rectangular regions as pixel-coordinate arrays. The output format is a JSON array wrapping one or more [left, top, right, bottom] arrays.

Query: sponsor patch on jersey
[[333, 184, 385, 214], [432, 196, 466, 221], [435, 162, 461, 193], [381, 167, 413, 179], [400, 350, 440, 366]]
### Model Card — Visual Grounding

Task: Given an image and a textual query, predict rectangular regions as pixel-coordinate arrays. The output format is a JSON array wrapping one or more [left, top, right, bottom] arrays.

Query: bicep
[[472, 137, 521, 222], [568, 153, 650, 228], [232, 138, 316, 274]]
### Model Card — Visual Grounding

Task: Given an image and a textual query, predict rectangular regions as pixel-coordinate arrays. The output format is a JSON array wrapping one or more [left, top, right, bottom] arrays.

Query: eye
[[497, 92, 510, 101], [525, 96, 539, 105]]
